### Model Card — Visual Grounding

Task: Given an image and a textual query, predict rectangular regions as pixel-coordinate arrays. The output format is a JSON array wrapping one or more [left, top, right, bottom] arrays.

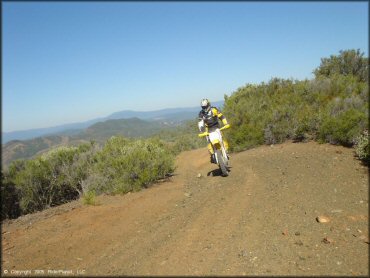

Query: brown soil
[[1, 141, 369, 276]]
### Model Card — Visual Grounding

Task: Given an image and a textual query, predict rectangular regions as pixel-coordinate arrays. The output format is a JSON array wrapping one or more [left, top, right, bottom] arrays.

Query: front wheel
[[216, 149, 229, 177]]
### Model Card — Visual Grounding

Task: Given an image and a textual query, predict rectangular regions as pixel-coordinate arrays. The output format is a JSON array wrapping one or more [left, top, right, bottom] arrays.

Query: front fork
[[207, 136, 228, 165]]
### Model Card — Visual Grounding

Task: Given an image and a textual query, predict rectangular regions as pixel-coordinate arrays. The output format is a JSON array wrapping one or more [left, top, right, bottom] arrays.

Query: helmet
[[201, 98, 211, 112]]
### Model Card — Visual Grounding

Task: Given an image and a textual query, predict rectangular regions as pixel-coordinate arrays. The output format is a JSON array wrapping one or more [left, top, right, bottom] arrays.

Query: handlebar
[[198, 132, 209, 138], [198, 124, 230, 137], [220, 124, 230, 131]]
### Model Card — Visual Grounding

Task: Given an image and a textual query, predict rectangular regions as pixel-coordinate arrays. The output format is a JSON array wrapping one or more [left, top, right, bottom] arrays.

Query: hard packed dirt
[[1, 141, 368, 276]]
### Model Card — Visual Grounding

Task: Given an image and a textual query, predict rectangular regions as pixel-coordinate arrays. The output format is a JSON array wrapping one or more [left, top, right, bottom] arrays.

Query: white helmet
[[201, 98, 211, 112]]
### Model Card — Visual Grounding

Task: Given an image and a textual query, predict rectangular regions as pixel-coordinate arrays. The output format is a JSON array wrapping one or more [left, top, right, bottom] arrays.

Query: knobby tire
[[216, 149, 229, 177]]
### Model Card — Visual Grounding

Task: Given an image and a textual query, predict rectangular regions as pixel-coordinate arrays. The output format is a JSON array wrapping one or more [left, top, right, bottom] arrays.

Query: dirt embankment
[[1, 141, 368, 276]]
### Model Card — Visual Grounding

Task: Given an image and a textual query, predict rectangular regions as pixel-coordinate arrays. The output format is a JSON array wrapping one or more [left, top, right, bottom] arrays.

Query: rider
[[198, 98, 230, 163]]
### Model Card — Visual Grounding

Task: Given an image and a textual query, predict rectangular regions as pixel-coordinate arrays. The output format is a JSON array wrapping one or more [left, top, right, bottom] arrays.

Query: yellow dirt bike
[[199, 125, 230, 176]]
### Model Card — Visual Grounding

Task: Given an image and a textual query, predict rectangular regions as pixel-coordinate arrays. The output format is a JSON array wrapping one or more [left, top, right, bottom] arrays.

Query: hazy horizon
[[3, 101, 224, 134]]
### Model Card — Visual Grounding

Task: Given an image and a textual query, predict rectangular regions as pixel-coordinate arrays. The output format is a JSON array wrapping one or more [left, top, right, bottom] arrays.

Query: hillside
[[1, 136, 89, 167], [2, 101, 223, 143], [2, 141, 368, 276], [2, 118, 183, 168], [75, 117, 171, 142]]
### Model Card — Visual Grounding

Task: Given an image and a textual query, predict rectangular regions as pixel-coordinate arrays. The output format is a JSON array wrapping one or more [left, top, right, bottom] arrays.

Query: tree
[[314, 49, 368, 82]]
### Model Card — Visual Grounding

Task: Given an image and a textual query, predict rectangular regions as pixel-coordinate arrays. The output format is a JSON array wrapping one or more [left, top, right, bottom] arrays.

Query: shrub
[[223, 50, 368, 152], [1, 172, 21, 220], [354, 130, 370, 163], [82, 190, 97, 206], [6, 143, 96, 215], [314, 49, 368, 82], [90, 136, 175, 195], [1, 137, 175, 219], [64, 142, 102, 196], [318, 109, 366, 145]]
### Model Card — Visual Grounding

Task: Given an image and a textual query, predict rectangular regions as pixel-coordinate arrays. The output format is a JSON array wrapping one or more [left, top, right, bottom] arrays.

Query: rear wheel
[[216, 149, 229, 176]]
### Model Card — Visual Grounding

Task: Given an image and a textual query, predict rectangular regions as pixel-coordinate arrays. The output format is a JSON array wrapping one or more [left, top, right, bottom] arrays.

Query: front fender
[[211, 139, 221, 150]]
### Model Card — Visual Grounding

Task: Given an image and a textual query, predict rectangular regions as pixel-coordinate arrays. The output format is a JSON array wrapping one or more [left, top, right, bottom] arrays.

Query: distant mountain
[[2, 101, 224, 143], [75, 117, 171, 142], [2, 135, 89, 167], [107, 100, 224, 120], [2, 118, 105, 144], [3, 117, 179, 167]]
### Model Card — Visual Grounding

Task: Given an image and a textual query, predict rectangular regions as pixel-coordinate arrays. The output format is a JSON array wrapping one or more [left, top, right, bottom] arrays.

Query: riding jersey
[[198, 107, 228, 129]]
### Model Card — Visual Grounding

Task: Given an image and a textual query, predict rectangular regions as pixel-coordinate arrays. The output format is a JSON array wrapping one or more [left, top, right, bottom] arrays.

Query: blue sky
[[3, 2, 368, 132]]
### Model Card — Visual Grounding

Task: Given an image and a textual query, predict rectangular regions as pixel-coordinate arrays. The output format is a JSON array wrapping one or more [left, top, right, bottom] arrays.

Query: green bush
[[223, 78, 302, 149], [14, 150, 77, 213], [1, 172, 21, 220], [354, 130, 370, 163], [87, 136, 175, 195], [318, 109, 367, 145], [82, 190, 97, 206], [314, 49, 368, 82], [1, 136, 175, 219], [5, 143, 96, 215], [222, 49, 368, 153]]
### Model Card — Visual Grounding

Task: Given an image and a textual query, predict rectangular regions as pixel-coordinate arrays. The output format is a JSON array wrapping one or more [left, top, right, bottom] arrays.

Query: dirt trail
[[2, 141, 368, 276]]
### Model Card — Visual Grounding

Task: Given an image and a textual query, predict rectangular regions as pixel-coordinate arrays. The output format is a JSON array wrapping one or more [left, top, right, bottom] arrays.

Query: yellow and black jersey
[[198, 107, 227, 128]]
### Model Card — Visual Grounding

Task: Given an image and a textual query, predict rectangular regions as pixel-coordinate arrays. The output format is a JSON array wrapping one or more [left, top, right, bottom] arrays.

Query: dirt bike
[[199, 125, 230, 176]]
